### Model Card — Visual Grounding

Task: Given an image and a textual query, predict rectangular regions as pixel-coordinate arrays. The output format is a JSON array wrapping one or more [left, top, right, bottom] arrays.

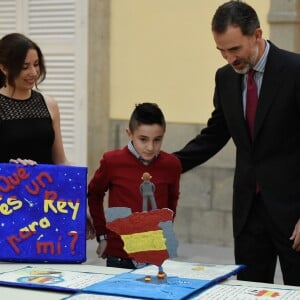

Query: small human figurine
[[140, 172, 157, 211], [157, 265, 166, 280]]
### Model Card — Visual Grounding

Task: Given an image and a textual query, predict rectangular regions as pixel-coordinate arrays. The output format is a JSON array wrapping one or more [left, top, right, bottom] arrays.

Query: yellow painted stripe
[[121, 230, 166, 253]]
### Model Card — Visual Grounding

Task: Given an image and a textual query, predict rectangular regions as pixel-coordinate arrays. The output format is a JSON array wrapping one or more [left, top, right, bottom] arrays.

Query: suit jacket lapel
[[254, 43, 284, 140], [221, 69, 251, 146]]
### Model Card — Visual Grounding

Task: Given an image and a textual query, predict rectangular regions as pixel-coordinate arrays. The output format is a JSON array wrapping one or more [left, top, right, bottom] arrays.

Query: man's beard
[[231, 47, 258, 74], [232, 64, 251, 74]]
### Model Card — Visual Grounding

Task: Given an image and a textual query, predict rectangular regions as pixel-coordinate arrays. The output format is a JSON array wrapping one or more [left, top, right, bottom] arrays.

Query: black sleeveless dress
[[0, 90, 55, 163]]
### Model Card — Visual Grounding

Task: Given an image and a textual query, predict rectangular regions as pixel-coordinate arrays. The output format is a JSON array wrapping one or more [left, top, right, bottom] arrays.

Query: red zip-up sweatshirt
[[88, 146, 182, 259]]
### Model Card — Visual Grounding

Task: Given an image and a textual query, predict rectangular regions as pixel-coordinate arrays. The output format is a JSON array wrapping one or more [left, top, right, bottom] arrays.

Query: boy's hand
[[86, 215, 96, 240], [96, 240, 108, 258]]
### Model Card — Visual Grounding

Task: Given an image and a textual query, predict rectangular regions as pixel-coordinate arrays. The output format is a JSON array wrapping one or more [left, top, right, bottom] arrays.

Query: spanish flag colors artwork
[[106, 208, 178, 266]]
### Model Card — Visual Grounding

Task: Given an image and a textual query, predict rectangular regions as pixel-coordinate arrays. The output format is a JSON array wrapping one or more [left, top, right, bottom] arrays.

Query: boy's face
[[127, 124, 165, 161]]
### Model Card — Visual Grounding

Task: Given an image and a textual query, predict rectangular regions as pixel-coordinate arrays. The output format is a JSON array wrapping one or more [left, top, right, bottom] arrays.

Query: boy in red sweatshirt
[[88, 102, 181, 268]]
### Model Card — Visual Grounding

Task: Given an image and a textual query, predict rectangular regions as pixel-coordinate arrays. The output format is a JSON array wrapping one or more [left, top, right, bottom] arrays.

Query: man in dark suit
[[174, 1, 300, 285]]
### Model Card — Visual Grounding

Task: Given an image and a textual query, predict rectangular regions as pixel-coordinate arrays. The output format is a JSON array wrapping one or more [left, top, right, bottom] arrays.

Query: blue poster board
[[0, 163, 87, 263]]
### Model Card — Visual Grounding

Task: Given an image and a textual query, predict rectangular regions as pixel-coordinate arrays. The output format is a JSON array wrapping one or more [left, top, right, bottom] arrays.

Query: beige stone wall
[[268, 0, 300, 52], [108, 0, 270, 124], [87, 0, 110, 178]]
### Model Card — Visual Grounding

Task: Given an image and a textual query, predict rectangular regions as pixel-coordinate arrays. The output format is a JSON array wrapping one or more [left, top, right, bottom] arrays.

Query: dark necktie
[[246, 69, 258, 139], [246, 69, 260, 193]]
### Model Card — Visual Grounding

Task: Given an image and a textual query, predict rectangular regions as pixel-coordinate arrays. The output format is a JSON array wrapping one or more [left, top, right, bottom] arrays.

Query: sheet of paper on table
[[192, 282, 300, 299]]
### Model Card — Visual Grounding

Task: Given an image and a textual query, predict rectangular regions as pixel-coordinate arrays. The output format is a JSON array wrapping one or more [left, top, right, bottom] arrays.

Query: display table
[[0, 263, 299, 300]]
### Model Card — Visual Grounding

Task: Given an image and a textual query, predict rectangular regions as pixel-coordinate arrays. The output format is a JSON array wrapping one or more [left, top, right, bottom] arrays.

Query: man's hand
[[290, 219, 300, 251]]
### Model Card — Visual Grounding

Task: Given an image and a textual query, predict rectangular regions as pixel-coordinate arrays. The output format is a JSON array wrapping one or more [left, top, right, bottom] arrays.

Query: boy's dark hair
[[0, 32, 46, 89], [129, 102, 166, 132], [211, 1, 260, 36]]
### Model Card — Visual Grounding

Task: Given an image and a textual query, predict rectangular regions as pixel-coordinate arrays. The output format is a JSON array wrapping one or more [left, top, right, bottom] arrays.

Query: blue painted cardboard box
[[0, 163, 87, 263]]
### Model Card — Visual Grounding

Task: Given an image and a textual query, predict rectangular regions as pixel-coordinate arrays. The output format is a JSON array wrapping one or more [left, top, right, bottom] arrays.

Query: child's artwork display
[[0, 163, 87, 263], [106, 208, 178, 267], [0, 266, 113, 292], [0, 261, 245, 300]]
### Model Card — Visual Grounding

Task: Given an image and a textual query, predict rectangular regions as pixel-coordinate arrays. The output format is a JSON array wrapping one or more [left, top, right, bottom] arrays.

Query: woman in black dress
[[0, 32, 68, 166], [0, 32, 95, 239]]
